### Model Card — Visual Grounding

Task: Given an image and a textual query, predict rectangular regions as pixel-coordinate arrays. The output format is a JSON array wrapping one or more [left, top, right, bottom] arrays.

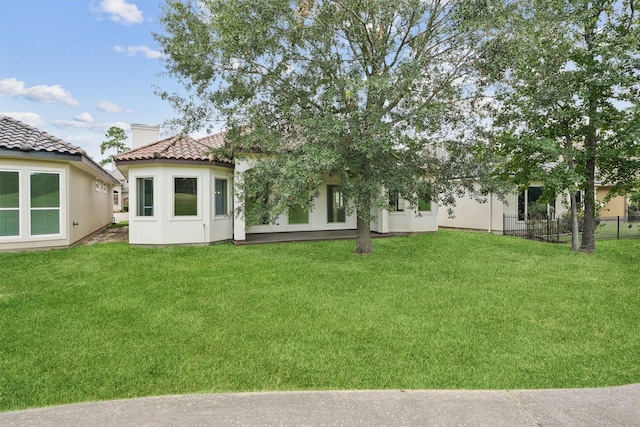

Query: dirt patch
[[82, 226, 129, 245]]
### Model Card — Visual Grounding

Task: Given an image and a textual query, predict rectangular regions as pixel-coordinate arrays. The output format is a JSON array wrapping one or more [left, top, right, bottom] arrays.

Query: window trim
[[214, 178, 228, 217], [135, 176, 155, 218], [327, 184, 346, 223], [173, 175, 200, 218], [29, 171, 62, 237], [0, 170, 20, 237]]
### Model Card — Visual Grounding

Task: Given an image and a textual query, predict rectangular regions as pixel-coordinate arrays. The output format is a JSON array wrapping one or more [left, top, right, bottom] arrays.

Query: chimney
[[130, 123, 160, 149]]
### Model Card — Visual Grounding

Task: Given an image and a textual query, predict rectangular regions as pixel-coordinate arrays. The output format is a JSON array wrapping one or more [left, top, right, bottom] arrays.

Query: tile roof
[[114, 131, 230, 163], [0, 115, 86, 155]]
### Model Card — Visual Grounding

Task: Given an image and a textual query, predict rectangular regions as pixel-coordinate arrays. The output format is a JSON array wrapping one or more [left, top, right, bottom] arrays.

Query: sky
[[0, 0, 189, 166]]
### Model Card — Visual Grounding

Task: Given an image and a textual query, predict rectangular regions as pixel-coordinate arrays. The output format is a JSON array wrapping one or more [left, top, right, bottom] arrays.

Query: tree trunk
[[580, 156, 597, 253], [580, 26, 598, 254], [354, 215, 373, 254], [570, 192, 579, 252], [563, 123, 579, 252]]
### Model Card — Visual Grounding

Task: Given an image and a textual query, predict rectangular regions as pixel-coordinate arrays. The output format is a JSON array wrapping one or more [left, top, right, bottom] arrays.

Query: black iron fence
[[503, 214, 640, 243]]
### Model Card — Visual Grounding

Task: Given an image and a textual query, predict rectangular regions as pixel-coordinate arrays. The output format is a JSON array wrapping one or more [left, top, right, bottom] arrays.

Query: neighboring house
[[114, 125, 438, 246], [109, 167, 128, 212], [595, 184, 632, 218], [0, 115, 119, 252]]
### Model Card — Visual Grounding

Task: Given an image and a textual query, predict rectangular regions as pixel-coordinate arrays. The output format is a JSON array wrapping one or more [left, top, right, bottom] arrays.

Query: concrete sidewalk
[[1, 385, 639, 426]]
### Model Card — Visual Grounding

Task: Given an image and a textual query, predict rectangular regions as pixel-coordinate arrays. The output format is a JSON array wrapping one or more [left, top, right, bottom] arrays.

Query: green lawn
[[1, 231, 639, 411]]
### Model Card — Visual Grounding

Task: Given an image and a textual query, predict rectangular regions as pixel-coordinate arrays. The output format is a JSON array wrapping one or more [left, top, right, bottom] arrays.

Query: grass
[[108, 221, 128, 228], [1, 231, 639, 411]]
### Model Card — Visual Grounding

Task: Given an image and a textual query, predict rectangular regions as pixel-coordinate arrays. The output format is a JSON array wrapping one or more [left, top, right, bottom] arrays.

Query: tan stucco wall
[[68, 165, 115, 245], [597, 187, 628, 218], [0, 157, 114, 252]]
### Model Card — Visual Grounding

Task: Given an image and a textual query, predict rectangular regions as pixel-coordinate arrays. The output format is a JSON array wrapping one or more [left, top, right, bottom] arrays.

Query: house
[[0, 115, 119, 252], [437, 183, 570, 233], [109, 167, 128, 212], [114, 125, 438, 246]]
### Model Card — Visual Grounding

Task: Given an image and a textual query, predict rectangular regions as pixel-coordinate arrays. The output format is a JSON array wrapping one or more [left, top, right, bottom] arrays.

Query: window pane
[[0, 210, 19, 236], [418, 198, 431, 212], [30, 173, 59, 208], [136, 178, 154, 216], [327, 185, 345, 223], [289, 191, 309, 224], [31, 209, 60, 235], [175, 177, 197, 216], [0, 171, 19, 208], [215, 179, 227, 216]]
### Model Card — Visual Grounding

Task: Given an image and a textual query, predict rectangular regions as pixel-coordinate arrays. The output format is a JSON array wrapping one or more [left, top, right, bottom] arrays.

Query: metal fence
[[503, 214, 640, 243]]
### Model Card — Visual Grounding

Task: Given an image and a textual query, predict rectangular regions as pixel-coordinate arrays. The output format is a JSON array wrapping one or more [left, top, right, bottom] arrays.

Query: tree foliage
[[478, 0, 640, 252], [155, 0, 499, 253], [99, 126, 129, 167]]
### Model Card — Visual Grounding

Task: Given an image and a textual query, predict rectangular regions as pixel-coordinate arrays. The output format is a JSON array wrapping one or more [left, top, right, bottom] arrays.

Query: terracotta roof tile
[[114, 131, 230, 163], [0, 115, 86, 155]]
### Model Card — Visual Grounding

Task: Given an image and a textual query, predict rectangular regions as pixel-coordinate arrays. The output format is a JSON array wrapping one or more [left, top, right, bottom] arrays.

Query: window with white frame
[[389, 193, 405, 212], [136, 177, 154, 216], [418, 197, 431, 212], [214, 178, 227, 216], [174, 177, 198, 216], [30, 172, 60, 235], [0, 170, 20, 236]]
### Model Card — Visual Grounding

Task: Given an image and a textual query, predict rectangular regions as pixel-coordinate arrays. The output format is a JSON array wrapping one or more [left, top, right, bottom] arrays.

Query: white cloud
[[53, 119, 94, 129], [113, 45, 164, 59], [75, 112, 94, 123], [0, 78, 79, 106], [94, 0, 143, 25], [1, 112, 45, 128], [97, 100, 132, 113]]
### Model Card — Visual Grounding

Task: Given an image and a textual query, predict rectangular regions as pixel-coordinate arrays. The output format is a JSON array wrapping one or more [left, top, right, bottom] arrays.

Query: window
[[30, 172, 60, 235], [136, 177, 154, 216], [113, 190, 119, 205], [518, 187, 549, 220], [288, 192, 309, 225], [215, 179, 228, 216], [389, 193, 405, 211], [327, 185, 345, 223], [95, 179, 99, 192], [418, 197, 431, 212], [174, 177, 198, 216], [0, 171, 20, 236]]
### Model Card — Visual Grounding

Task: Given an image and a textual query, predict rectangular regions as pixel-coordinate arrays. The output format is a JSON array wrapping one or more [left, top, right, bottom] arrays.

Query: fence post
[[557, 218, 560, 243], [617, 216, 620, 239], [546, 216, 550, 242]]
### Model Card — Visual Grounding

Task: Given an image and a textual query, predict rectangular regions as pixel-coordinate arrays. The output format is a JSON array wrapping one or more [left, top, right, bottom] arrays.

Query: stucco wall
[[128, 164, 233, 246], [438, 191, 509, 233], [597, 187, 628, 217], [0, 157, 114, 251], [68, 165, 114, 245]]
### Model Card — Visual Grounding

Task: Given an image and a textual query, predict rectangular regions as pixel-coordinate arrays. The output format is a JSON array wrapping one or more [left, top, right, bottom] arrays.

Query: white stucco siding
[[438, 191, 506, 233], [246, 181, 357, 235], [128, 164, 234, 246], [388, 201, 438, 233]]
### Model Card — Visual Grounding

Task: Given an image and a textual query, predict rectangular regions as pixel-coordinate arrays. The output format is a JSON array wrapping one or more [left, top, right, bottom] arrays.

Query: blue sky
[[0, 0, 185, 164]]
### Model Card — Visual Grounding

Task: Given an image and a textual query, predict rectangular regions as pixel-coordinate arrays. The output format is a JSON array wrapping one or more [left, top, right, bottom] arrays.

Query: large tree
[[155, 0, 497, 253], [479, 0, 640, 252]]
